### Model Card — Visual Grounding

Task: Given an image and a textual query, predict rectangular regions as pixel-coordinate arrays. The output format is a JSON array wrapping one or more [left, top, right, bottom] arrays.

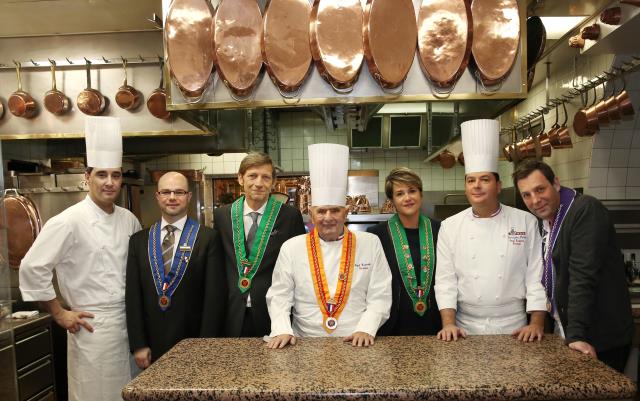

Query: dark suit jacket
[[126, 225, 226, 362], [367, 218, 442, 336], [213, 202, 306, 337], [550, 192, 633, 351]]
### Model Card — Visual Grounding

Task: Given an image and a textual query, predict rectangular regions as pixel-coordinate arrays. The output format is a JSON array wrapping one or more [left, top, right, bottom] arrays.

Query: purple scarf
[[542, 187, 576, 313]]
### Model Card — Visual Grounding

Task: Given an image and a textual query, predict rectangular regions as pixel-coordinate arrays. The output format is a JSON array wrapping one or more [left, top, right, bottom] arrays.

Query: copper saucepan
[[147, 60, 171, 120], [573, 86, 599, 137], [115, 59, 142, 111], [0, 99, 4, 120], [612, 69, 636, 117], [8, 62, 38, 118], [549, 99, 572, 149], [77, 60, 106, 115], [434, 150, 456, 169], [44, 60, 71, 115], [534, 109, 551, 158]]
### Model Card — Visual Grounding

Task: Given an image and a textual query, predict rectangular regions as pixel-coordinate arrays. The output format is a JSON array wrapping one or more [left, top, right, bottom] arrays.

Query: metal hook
[[13, 60, 20, 68], [30, 59, 39, 66], [139, 54, 145, 62], [103, 56, 110, 63], [561, 99, 568, 127], [66, 57, 74, 64], [48, 58, 56, 66], [84, 57, 91, 65]]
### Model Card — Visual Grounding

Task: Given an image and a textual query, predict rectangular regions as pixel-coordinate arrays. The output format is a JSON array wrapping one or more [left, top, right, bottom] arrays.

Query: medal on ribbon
[[147, 218, 200, 311], [231, 195, 283, 293], [306, 227, 356, 333], [388, 214, 434, 316]]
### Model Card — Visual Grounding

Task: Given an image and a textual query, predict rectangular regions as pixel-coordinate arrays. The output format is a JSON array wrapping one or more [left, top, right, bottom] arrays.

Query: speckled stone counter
[[122, 335, 636, 401]]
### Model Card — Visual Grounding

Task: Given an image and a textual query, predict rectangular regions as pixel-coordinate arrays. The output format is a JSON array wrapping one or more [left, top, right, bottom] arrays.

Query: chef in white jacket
[[19, 117, 142, 401], [435, 119, 547, 341], [266, 143, 392, 348]]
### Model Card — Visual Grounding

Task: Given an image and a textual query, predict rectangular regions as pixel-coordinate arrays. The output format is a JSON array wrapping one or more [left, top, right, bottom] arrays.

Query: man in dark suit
[[514, 160, 633, 372], [214, 153, 306, 337], [126, 172, 225, 369]]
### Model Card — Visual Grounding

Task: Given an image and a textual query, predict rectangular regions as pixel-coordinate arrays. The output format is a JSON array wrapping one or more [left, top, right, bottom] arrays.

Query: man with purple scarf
[[514, 160, 633, 373]]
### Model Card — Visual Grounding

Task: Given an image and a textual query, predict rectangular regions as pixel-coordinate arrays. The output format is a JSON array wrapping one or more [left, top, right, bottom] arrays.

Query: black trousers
[[598, 344, 631, 373], [240, 307, 263, 337]]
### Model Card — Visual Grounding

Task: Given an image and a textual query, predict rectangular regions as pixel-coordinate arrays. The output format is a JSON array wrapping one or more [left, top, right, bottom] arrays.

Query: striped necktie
[[162, 225, 176, 276], [245, 212, 260, 255]]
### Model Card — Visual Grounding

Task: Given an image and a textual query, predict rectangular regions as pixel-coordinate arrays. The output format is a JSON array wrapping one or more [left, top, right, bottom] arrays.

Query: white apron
[[457, 301, 526, 334], [67, 306, 138, 401]]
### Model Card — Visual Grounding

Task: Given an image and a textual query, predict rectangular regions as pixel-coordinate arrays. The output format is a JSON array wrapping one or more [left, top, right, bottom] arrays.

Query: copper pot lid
[[165, 0, 215, 100], [214, 0, 263, 99], [1, 190, 40, 269], [310, 0, 364, 92], [471, 0, 520, 86], [417, 0, 472, 90], [262, 0, 312, 96], [363, 0, 417, 90]]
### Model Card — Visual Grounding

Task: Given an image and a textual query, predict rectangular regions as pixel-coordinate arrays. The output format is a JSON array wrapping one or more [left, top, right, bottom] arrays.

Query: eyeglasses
[[157, 190, 189, 197]]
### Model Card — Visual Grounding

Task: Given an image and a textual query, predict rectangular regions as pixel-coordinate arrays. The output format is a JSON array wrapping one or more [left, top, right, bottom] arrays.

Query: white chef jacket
[[267, 231, 392, 337], [435, 205, 546, 335], [19, 195, 141, 401]]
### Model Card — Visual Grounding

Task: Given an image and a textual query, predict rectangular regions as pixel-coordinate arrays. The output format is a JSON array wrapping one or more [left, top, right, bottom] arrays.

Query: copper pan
[[165, 0, 215, 101], [8, 62, 38, 119], [262, 0, 312, 97], [502, 143, 513, 162], [147, 61, 171, 120], [549, 100, 573, 149], [538, 131, 552, 157], [603, 74, 622, 121], [433, 150, 456, 169], [213, 0, 263, 99], [309, 0, 364, 93], [593, 81, 610, 125], [613, 72, 635, 117], [115, 59, 142, 111], [470, 0, 520, 88], [457, 152, 465, 166], [363, 0, 417, 91], [416, 0, 472, 92], [44, 61, 70, 115], [600, 7, 622, 25], [573, 86, 599, 137], [0, 189, 40, 269], [0, 99, 4, 120], [77, 60, 106, 116]]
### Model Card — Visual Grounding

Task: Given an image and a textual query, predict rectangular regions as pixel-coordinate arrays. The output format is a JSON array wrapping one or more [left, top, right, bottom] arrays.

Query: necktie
[[245, 212, 260, 255], [162, 225, 176, 276]]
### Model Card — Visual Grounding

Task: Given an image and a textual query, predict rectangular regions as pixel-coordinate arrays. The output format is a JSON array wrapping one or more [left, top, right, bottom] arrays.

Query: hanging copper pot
[[213, 0, 263, 99], [457, 152, 465, 166], [538, 131, 552, 157], [77, 60, 106, 116], [309, 0, 364, 92], [363, 0, 417, 90], [147, 61, 171, 120], [502, 143, 513, 162], [593, 81, 610, 125], [8, 62, 38, 118], [262, 0, 312, 97], [165, 0, 215, 100], [115, 59, 142, 111], [600, 7, 622, 25], [0, 99, 5, 120], [416, 0, 472, 91], [470, 0, 520, 88], [0, 189, 41, 269], [573, 86, 599, 137], [435, 150, 456, 169], [44, 61, 71, 116], [613, 72, 636, 117], [549, 100, 573, 149]]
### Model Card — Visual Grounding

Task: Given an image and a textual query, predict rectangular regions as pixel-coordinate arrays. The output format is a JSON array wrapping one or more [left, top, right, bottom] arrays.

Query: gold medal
[[159, 294, 171, 309], [325, 317, 338, 330], [239, 277, 252, 290], [414, 300, 426, 313]]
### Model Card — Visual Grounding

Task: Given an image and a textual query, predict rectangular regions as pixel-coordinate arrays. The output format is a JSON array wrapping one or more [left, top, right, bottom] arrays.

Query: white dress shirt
[[20, 195, 142, 310], [160, 215, 187, 263], [243, 199, 267, 237], [435, 205, 547, 334], [267, 231, 392, 337]]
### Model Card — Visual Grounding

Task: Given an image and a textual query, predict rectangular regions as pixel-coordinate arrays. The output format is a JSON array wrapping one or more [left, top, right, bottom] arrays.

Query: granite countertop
[[122, 335, 636, 401]]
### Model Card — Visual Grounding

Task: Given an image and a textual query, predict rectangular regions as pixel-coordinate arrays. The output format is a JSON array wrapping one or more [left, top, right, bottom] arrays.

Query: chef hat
[[85, 116, 123, 168], [460, 119, 499, 174], [308, 143, 349, 207]]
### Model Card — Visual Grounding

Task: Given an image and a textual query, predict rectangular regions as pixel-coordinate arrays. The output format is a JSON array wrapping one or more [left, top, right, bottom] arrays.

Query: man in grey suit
[[213, 152, 306, 337]]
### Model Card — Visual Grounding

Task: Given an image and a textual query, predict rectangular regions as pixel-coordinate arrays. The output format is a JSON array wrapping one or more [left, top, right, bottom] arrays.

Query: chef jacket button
[[474, 275, 479, 279], [498, 274, 502, 279], [495, 295, 499, 299], [477, 295, 482, 300], [470, 236, 474, 240], [500, 254, 504, 258], [471, 255, 476, 259]]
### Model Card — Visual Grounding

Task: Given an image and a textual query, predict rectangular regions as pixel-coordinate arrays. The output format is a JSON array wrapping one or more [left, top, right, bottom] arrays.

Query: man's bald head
[[157, 171, 189, 190]]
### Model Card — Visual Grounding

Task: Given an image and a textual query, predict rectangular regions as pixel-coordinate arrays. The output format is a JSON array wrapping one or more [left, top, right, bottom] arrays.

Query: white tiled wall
[[145, 152, 248, 175]]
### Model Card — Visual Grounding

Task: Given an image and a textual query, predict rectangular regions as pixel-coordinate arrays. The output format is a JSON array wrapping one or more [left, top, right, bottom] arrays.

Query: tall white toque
[[308, 143, 349, 207], [460, 119, 499, 174], [85, 116, 123, 168]]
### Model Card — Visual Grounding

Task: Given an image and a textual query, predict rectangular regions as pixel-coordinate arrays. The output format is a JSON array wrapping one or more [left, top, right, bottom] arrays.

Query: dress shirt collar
[[243, 198, 267, 216], [161, 214, 188, 233]]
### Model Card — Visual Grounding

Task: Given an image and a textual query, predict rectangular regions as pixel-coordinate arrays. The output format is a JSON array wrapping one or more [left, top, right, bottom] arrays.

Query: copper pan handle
[[475, 70, 504, 94], [85, 60, 92, 89], [121, 58, 128, 86], [14, 61, 22, 92], [49, 60, 57, 91], [328, 79, 354, 94]]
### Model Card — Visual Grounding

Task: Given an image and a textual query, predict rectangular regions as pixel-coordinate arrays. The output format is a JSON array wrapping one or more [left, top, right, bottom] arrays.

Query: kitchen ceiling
[[0, 0, 161, 37]]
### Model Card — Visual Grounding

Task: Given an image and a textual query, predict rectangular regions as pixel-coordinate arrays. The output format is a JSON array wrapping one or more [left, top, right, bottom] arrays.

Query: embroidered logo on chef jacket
[[355, 262, 371, 270], [507, 228, 526, 245]]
